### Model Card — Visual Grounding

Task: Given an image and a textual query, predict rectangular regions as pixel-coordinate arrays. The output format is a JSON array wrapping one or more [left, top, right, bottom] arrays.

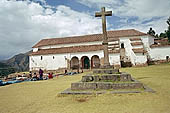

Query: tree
[[166, 17, 170, 42], [159, 32, 167, 38], [147, 27, 156, 37]]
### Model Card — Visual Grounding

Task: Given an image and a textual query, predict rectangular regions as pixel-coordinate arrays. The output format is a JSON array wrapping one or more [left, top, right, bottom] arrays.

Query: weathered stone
[[93, 69, 119, 74], [111, 83, 143, 89], [71, 82, 144, 90], [94, 76, 100, 82], [71, 82, 97, 90], [81, 75, 94, 82], [100, 75, 116, 81], [97, 82, 112, 89], [119, 73, 132, 81]]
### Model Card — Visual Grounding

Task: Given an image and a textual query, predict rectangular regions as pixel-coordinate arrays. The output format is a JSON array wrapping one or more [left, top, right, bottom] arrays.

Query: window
[[121, 43, 124, 48], [41, 56, 43, 60], [166, 56, 169, 62]]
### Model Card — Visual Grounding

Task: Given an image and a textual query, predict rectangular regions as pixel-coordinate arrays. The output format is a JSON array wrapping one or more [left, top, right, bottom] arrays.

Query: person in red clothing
[[48, 73, 53, 79]]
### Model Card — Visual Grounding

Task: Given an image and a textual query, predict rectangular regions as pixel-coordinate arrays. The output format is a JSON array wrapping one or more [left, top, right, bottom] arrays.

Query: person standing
[[39, 69, 43, 80]]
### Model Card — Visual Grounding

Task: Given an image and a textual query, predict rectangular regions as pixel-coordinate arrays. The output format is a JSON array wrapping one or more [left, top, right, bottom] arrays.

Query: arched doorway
[[91, 55, 100, 69], [70, 56, 79, 69], [81, 56, 90, 69]]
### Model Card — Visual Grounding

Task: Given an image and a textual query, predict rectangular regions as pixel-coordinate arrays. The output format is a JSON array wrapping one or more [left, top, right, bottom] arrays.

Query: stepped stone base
[[81, 73, 132, 82], [60, 69, 155, 95], [71, 82, 143, 90]]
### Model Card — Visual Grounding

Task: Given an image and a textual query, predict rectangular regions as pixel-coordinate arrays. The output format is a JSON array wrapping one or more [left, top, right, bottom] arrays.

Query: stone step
[[71, 82, 144, 90], [93, 69, 119, 74]]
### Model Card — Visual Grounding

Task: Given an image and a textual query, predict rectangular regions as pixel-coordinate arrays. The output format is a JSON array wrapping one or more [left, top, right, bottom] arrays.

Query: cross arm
[[95, 11, 112, 17], [95, 12, 102, 17], [105, 11, 112, 16]]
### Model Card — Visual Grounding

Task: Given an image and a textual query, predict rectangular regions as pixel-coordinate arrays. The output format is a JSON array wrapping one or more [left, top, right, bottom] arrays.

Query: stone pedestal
[[71, 69, 144, 91]]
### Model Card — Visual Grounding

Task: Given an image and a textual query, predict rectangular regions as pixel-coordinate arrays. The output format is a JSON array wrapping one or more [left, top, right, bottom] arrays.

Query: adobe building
[[29, 29, 170, 71]]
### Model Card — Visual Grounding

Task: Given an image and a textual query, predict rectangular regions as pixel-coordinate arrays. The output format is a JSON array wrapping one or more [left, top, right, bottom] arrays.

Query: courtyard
[[0, 63, 170, 113]]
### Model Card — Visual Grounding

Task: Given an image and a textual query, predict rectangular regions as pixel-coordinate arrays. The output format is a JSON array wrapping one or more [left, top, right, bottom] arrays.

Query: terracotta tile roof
[[131, 42, 143, 46], [30, 45, 104, 55], [130, 38, 141, 41], [108, 49, 120, 53], [132, 48, 147, 53], [33, 29, 147, 48], [150, 44, 170, 48], [108, 43, 119, 46]]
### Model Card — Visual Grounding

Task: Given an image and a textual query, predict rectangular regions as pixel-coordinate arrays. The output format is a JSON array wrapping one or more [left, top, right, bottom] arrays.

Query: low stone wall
[[71, 82, 143, 90], [81, 73, 132, 82], [93, 69, 119, 74]]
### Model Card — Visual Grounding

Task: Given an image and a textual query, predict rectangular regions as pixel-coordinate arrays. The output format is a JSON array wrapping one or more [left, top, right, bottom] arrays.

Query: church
[[29, 29, 170, 71]]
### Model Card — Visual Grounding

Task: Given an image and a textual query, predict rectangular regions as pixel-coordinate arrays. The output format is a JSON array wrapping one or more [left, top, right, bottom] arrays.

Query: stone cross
[[95, 7, 112, 67]]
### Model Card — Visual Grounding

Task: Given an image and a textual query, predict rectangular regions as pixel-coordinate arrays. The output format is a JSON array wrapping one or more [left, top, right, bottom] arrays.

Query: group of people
[[29, 69, 54, 81]]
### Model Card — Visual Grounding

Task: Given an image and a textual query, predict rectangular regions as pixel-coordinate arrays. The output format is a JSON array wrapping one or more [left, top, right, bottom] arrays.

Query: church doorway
[[91, 55, 100, 69], [81, 56, 90, 69], [121, 43, 124, 48], [70, 56, 79, 69]]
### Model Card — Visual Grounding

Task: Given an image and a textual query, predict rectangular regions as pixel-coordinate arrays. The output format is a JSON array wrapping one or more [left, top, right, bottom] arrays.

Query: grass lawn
[[0, 63, 170, 113]]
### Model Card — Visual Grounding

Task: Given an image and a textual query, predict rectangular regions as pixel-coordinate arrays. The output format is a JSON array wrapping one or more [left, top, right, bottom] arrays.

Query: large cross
[[95, 7, 112, 67]]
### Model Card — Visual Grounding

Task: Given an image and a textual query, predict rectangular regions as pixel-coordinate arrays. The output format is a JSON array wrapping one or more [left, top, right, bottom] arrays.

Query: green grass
[[0, 63, 170, 113]]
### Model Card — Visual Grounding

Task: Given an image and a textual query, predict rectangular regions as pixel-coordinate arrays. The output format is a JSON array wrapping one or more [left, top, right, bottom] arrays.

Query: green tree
[[147, 27, 156, 37], [159, 32, 167, 38]]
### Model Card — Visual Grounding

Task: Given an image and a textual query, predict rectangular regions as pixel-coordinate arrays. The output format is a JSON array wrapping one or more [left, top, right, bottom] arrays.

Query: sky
[[0, 0, 170, 60]]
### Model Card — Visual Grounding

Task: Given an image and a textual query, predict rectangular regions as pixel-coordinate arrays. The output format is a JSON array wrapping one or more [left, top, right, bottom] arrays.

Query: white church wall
[[149, 46, 170, 61], [135, 53, 147, 65], [109, 53, 120, 66], [141, 35, 154, 50], [39, 41, 102, 50], [29, 53, 68, 71], [29, 50, 104, 71], [120, 38, 136, 65]]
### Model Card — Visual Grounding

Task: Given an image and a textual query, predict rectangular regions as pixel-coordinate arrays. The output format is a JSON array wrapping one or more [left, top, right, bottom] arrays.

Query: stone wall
[[71, 82, 143, 90], [81, 73, 132, 82]]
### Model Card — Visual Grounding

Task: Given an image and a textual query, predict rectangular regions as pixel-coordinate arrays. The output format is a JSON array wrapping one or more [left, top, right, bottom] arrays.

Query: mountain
[[3, 51, 31, 72], [0, 51, 31, 77]]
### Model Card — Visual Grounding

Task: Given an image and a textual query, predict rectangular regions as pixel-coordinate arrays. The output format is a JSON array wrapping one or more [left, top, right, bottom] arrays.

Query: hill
[[0, 51, 31, 77], [0, 62, 16, 77]]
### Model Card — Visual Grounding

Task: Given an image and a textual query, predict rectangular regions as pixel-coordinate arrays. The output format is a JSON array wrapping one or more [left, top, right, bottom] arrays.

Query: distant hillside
[[0, 62, 16, 77], [4, 51, 31, 72], [0, 51, 31, 77]]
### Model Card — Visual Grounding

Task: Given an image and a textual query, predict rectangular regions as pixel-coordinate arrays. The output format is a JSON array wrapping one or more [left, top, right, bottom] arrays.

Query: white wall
[[141, 35, 154, 51], [135, 53, 147, 64], [29, 50, 104, 71], [149, 46, 170, 61], [29, 53, 68, 71], [109, 53, 120, 65], [120, 38, 136, 65]]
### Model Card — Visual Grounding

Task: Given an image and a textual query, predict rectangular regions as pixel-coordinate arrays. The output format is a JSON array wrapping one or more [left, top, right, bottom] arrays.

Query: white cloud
[[0, 0, 102, 60], [77, 0, 170, 33]]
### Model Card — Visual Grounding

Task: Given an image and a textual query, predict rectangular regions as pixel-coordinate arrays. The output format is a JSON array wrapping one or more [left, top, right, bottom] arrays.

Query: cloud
[[0, 0, 102, 60], [77, 0, 170, 33]]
